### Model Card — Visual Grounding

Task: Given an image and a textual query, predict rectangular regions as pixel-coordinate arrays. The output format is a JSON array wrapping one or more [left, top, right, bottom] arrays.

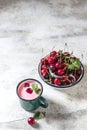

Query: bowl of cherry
[[38, 50, 84, 88]]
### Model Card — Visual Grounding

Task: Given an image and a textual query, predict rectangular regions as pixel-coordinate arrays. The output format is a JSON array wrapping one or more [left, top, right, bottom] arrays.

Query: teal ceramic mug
[[16, 78, 48, 111]]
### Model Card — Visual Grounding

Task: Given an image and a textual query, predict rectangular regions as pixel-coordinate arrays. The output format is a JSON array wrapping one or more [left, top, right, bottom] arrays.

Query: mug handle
[[39, 96, 48, 108]]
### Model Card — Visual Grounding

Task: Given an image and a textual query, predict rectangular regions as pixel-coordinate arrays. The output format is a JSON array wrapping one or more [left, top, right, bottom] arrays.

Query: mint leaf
[[68, 64, 75, 70], [32, 84, 38, 91], [33, 112, 40, 119], [70, 58, 75, 63], [72, 59, 80, 69], [68, 58, 81, 70], [35, 89, 41, 95], [33, 111, 46, 120], [32, 84, 41, 95]]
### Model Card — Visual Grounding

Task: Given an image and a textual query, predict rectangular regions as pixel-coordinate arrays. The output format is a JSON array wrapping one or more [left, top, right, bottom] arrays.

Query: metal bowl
[[38, 62, 84, 88]]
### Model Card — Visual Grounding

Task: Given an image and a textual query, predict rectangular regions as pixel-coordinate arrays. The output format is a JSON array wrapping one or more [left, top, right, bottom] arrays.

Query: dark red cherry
[[41, 68, 48, 75], [68, 76, 74, 84], [55, 62, 63, 69], [45, 56, 50, 62], [76, 69, 81, 75], [28, 117, 35, 125], [24, 82, 30, 87], [48, 57, 55, 64], [41, 58, 47, 65], [42, 72, 49, 79], [60, 76, 68, 85], [74, 74, 80, 80], [61, 75, 68, 82], [41, 65, 47, 69], [53, 78, 60, 85], [61, 81, 67, 86], [72, 56, 77, 60], [41, 58, 45, 65], [50, 64, 56, 72], [26, 88, 33, 94], [63, 52, 70, 56], [57, 69, 64, 76], [50, 51, 57, 57]]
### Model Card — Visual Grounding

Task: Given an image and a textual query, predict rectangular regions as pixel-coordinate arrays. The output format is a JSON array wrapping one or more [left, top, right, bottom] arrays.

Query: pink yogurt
[[17, 80, 42, 100]]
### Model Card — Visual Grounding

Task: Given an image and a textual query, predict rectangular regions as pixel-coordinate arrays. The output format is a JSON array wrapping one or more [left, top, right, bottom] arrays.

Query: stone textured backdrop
[[0, 0, 87, 130]]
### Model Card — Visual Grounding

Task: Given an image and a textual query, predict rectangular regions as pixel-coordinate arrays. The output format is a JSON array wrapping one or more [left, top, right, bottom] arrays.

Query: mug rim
[[16, 78, 43, 101]]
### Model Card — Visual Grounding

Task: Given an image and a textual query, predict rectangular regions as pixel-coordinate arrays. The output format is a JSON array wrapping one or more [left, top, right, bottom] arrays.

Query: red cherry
[[61, 81, 67, 86], [63, 52, 70, 56], [53, 78, 60, 85], [57, 69, 64, 76], [55, 62, 63, 69], [41, 65, 47, 69], [42, 72, 49, 79], [72, 56, 77, 60], [41, 68, 48, 75], [28, 117, 35, 125], [74, 74, 80, 80], [50, 51, 57, 57], [57, 58, 61, 63], [76, 69, 81, 75], [48, 57, 55, 64], [41, 58, 47, 65], [62, 64, 66, 69], [50, 64, 56, 72], [45, 56, 50, 62], [61, 75, 68, 83], [41, 58, 45, 65], [26, 88, 33, 94], [24, 82, 30, 87], [68, 76, 74, 84]]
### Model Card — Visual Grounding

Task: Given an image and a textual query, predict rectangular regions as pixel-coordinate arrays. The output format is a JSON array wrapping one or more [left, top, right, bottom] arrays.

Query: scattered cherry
[[24, 82, 30, 87], [26, 88, 33, 94], [28, 117, 35, 125]]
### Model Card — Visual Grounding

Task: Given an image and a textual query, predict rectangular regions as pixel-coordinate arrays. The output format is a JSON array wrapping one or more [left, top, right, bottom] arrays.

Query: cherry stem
[[70, 51, 73, 56], [60, 52, 62, 63], [64, 43, 69, 52], [81, 54, 83, 61]]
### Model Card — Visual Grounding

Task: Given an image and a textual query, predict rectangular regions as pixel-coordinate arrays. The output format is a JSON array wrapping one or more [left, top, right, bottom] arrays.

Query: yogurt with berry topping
[[17, 79, 42, 100]]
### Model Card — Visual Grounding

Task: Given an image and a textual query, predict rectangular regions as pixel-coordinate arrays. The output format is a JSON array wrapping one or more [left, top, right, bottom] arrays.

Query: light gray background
[[0, 0, 87, 130]]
